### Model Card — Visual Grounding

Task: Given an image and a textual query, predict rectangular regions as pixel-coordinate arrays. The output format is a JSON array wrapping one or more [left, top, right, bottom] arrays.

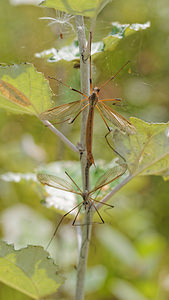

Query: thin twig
[[97, 174, 133, 209], [40, 119, 79, 153]]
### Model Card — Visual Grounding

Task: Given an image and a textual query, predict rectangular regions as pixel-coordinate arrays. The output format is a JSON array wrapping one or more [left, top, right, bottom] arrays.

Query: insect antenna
[[99, 60, 130, 91]]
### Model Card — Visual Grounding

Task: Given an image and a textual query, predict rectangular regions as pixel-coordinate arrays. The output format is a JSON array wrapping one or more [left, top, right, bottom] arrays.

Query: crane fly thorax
[[89, 87, 99, 107], [82, 191, 89, 209]]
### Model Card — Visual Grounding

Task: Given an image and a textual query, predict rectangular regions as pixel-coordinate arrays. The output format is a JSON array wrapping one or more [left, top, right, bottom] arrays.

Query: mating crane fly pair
[[38, 163, 126, 248], [40, 32, 136, 166], [38, 32, 136, 245]]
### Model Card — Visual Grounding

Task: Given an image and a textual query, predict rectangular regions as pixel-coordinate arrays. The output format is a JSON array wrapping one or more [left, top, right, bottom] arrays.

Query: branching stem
[[97, 174, 133, 209], [40, 119, 78, 153]]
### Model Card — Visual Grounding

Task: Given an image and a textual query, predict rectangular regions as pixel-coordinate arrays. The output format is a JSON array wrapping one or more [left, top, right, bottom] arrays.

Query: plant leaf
[[40, 0, 111, 18], [103, 21, 151, 51], [0, 79, 31, 107], [107, 117, 169, 177], [0, 64, 53, 115], [0, 241, 64, 299], [36, 21, 150, 63]]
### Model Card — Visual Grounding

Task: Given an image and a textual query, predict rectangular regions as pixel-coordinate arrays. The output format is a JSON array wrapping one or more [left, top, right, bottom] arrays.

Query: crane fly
[[37, 163, 126, 248], [40, 32, 136, 165]]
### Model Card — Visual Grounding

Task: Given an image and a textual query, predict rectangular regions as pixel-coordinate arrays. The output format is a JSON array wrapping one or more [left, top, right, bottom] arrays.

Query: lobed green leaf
[[0, 241, 64, 299], [0, 64, 53, 115], [40, 0, 111, 18], [107, 117, 169, 177]]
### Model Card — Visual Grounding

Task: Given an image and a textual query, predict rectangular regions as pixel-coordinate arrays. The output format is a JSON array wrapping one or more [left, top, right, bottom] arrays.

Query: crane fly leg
[[69, 103, 89, 124], [105, 130, 127, 164], [48, 76, 88, 98], [92, 199, 114, 209], [99, 98, 122, 103], [46, 202, 83, 249], [96, 105, 111, 131], [89, 198, 104, 224]]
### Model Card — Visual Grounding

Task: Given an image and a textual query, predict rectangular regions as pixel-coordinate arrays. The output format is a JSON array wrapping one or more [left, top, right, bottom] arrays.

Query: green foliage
[[0, 160, 127, 218], [37, 159, 127, 218], [36, 21, 150, 63], [108, 117, 169, 177], [40, 0, 111, 18], [0, 241, 64, 299], [0, 0, 169, 299], [103, 21, 150, 51], [0, 1, 56, 64], [0, 64, 53, 114]]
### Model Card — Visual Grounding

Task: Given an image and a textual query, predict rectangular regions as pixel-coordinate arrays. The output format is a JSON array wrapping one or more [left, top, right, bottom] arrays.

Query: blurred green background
[[0, 0, 169, 299]]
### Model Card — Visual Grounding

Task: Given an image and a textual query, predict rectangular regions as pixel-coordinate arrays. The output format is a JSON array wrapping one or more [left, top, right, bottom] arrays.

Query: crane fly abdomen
[[86, 91, 98, 166]]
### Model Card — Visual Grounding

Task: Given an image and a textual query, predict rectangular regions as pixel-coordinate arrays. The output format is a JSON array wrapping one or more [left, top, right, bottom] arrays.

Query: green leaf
[[103, 21, 151, 51], [0, 241, 64, 299], [0, 64, 53, 115], [107, 117, 169, 177], [40, 0, 111, 18], [36, 21, 150, 63]]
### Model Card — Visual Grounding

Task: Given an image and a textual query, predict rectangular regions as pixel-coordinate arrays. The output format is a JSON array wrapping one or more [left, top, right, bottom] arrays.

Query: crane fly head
[[93, 87, 100, 94]]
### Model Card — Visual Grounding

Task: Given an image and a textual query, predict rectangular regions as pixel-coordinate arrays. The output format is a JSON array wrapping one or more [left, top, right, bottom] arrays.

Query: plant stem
[[40, 119, 78, 153], [75, 209, 93, 300], [75, 17, 89, 187], [75, 15, 92, 300]]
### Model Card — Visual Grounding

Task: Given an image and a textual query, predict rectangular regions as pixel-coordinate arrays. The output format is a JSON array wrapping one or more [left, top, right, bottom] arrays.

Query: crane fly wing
[[39, 99, 83, 123], [37, 173, 80, 194], [98, 102, 137, 135], [90, 164, 127, 194]]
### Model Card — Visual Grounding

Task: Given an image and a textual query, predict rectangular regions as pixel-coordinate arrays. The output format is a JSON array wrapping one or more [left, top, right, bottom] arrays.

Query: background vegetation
[[0, 0, 169, 299]]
